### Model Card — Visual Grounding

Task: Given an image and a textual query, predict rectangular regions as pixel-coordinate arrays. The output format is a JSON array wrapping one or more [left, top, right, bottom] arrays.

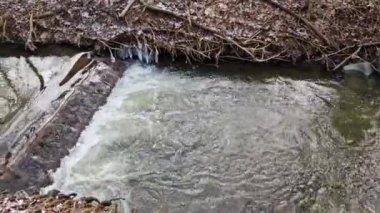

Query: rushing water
[[45, 62, 380, 213], [0, 44, 81, 134]]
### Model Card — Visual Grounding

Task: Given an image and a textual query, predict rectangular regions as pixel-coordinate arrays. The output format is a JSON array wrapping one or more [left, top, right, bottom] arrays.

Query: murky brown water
[[34, 61, 380, 212]]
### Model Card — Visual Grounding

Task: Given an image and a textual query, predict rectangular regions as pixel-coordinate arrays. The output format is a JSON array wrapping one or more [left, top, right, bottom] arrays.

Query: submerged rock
[[343, 62, 374, 77]]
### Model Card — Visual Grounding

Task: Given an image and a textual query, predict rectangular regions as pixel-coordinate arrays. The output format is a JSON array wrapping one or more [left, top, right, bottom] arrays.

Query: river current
[[45, 62, 380, 213]]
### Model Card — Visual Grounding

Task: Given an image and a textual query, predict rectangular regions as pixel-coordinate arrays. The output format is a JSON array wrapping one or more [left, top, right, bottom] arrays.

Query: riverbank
[[0, 190, 118, 212], [1, 0, 380, 69]]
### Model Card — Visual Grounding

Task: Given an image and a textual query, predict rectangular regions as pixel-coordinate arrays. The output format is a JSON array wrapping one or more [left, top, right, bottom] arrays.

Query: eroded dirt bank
[[1, 0, 380, 69]]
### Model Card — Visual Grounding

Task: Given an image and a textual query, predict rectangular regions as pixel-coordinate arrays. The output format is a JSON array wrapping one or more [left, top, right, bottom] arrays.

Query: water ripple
[[45, 63, 380, 213]]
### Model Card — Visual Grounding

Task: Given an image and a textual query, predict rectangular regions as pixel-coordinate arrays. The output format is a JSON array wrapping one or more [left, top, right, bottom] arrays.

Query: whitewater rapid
[[44, 62, 380, 213]]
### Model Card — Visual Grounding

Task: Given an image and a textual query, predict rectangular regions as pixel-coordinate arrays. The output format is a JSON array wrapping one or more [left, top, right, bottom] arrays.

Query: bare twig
[[261, 0, 331, 47], [139, 0, 277, 62], [96, 39, 117, 62], [138, 0, 219, 34], [214, 34, 256, 59], [119, 0, 136, 18], [362, 41, 380, 47], [325, 45, 355, 57], [34, 9, 64, 19], [333, 46, 362, 71], [26, 13, 37, 51], [186, 0, 192, 28], [2, 20, 9, 40]]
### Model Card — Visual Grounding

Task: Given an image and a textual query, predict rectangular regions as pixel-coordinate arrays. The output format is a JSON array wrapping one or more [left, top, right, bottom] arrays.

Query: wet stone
[[343, 62, 374, 77]]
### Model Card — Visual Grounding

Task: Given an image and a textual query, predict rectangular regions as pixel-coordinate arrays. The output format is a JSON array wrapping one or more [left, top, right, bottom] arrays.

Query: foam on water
[[44, 63, 158, 211], [44, 63, 380, 213]]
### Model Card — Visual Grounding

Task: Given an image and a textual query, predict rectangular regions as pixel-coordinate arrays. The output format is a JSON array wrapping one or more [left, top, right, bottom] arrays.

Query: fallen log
[[0, 52, 127, 193]]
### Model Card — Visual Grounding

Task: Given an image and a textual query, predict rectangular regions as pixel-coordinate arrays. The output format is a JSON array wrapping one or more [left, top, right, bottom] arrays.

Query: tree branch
[[119, 0, 136, 18], [333, 46, 362, 71], [261, 0, 331, 47]]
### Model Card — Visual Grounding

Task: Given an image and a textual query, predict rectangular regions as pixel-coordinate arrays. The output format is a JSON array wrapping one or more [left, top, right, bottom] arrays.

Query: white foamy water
[[45, 63, 164, 211], [0, 53, 94, 154], [45, 63, 380, 213]]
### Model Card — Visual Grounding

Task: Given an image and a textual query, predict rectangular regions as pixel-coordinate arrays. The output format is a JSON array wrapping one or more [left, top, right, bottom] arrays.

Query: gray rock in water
[[343, 62, 374, 76]]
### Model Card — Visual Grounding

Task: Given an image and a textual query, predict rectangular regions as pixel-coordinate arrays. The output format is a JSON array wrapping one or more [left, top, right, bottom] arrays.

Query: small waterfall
[[42, 62, 359, 213]]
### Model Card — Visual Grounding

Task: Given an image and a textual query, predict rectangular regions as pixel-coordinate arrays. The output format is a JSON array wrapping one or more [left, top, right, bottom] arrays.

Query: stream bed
[[37, 61, 380, 212]]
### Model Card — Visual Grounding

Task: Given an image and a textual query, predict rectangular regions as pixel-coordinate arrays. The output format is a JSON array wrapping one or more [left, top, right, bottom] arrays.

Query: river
[[43, 61, 380, 213]]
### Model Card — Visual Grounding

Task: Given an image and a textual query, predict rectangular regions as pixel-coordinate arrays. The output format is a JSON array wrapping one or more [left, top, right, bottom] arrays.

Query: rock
[[80, 196, 100, 204], [100, 200, 112, 206], [343, 62, 374, 76], [46, 189, 60, 197], [57, 193, 71, 199], [68, 192, 77, 198]]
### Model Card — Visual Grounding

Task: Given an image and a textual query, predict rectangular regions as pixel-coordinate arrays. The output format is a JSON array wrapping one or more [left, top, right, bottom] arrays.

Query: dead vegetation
[[0, 0, 380, 70], [0, 190, 119, 212]]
